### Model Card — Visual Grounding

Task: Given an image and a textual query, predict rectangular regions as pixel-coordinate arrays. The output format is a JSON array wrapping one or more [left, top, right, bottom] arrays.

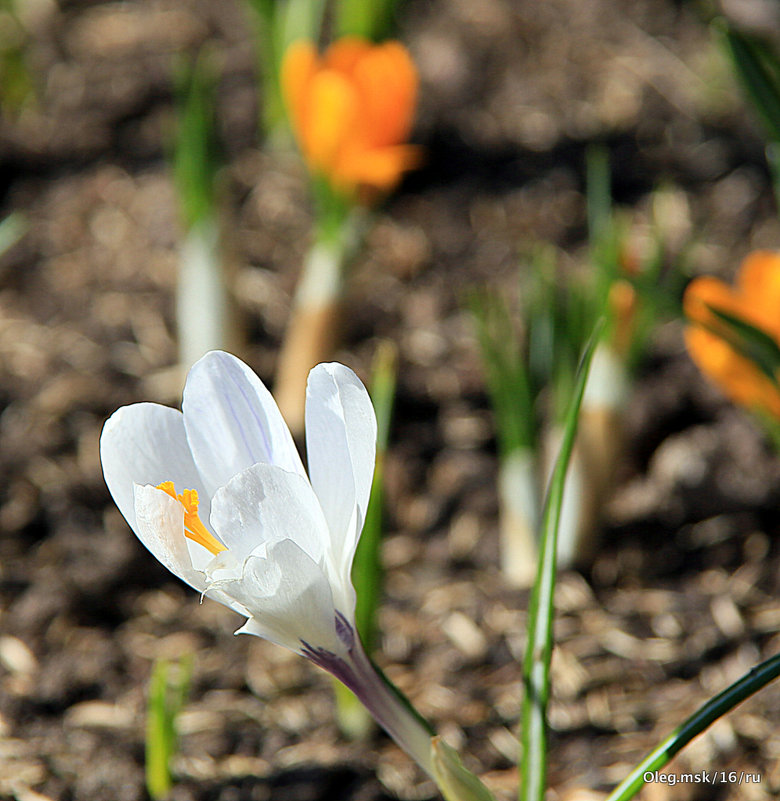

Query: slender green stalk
[[336, 0, 401, 40], [718, 22, 780, 143], [469, 291, 536, 459], [247, 0, 327, 141], [354, 339, 398, 652], [519, 323, 602, 801], [585, 145, 623, 360], [586, 144, 612, 254], [716, 20, 780, 209], [173, 51, 218, 232], [146, 656, 193, 800], [526, 247, 582, 425], [274, 205, 364, 433], [172, 52, 235, 371], [247, 0, 286, 140], [334, 341, 398, 739], [605, 651, 780, 801], [470, 290, 540, 585]]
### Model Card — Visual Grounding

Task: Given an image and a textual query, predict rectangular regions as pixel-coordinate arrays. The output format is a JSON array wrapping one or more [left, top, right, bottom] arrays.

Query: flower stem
[[177, 219, 236, 371], [342, 641, 435, 776], [274, 209, 364, 434], [274, 235, 347, 433]]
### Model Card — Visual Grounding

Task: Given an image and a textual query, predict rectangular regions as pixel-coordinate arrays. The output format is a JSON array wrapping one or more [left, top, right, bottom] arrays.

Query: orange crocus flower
[[684, 250, 780, 419], [282, 37, 420, 199]]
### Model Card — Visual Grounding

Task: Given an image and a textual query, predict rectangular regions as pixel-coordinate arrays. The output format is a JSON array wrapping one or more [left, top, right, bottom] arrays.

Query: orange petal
[[352, 42, 418, 148], [683, 275, 741, 330], [303, 69, 359, 174], [281, 40, 319, 147], [737, 250, 780, 338], [685, 326, 779, 413], [324, 36, 373, 74], [335, 144, 422, 193], [684, 255, 780, 420]]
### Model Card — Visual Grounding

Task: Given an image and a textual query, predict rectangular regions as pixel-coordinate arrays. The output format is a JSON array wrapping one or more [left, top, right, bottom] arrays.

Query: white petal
[[133, 484, 208, 592], [305, 363, 377, 577], [100, 403, 208, 533], [133, 485, 246, 616], [209, 462, 330, 564], [182, 351, 305, 495], [208, 539, 343, 655]]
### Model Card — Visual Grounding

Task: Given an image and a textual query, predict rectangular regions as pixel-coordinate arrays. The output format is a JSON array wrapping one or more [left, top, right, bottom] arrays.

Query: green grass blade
[[718, 21, 780, 144], [336, 0, 401, 40], [246, 0, 286, 138], [353, 340, 398, 653], [145, 657, 192, 800], [335, 342, 398, 739], [246, 0, 327, 139], [605, 651, 780, 801], [767, 141, 780, 211], [586, 143, 612, 250], [519, 321, 603, 801], [173, 50, 219, 231], [469, 291, 536, 457], [146, 660, 173, 800]]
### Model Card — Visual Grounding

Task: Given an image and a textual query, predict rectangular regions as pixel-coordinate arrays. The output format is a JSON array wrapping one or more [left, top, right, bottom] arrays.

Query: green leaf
[[246, 0, 327, 140], [336, 0, 401, 40], [146, 661, 173, 800], [336, 342, 398, 740], [469, 290, 536, 457], [519, 321, 603, 801], [605, 651, 780, 801], [145, 656, 192, 800], [353, 340, 397, 653], [586, 143, 612, 253], [173, 50, 220, 230], [718, 20, 780, 144], [432, 737, 497, 801], [706, 305, 780, 386]]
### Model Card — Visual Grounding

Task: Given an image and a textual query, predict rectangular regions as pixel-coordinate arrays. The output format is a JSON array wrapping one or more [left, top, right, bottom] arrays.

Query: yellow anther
[[179, 488, 199, 516], [155, 481, 226, 555]]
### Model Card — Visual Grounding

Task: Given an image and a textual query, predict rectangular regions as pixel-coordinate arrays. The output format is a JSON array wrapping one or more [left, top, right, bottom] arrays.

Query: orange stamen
[[156, 481, 226, 555]]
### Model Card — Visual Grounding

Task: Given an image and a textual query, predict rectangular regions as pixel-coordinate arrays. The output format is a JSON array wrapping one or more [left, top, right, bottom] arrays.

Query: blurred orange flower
[[684, 250, 780, 419], [282, 37, 420, 199]]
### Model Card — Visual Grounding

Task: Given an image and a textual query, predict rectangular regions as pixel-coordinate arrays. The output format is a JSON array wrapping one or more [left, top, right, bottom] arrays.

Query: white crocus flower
[[100, 351, 433, 775]]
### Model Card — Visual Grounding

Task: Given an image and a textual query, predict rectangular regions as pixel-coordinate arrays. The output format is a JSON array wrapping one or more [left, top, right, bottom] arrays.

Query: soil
[[1, 1, 780, 800]]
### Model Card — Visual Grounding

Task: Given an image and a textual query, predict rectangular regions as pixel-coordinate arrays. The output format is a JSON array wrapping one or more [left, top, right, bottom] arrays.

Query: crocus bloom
[[282, 37, 420, 198], [100, 351, 433, 774], [684, 250, 780, 419]]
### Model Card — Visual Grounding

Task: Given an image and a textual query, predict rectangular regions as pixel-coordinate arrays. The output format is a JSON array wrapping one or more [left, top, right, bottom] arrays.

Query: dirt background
[[1, 0, 780, 800]]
